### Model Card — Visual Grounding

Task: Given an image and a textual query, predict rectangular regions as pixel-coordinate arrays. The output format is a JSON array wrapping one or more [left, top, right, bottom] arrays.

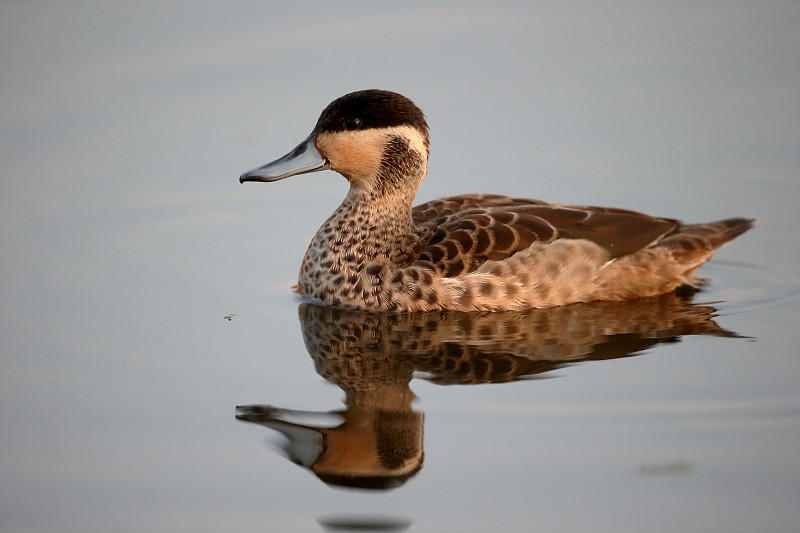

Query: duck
[[240, 89, 755, 312]]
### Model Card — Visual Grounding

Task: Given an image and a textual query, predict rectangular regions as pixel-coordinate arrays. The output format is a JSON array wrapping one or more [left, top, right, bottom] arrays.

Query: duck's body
[[241, 89, 754, 312]]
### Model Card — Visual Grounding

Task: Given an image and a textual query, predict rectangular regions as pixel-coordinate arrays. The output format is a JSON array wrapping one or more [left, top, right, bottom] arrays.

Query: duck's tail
[[657, 217, 757, 273], [589, 216, 755, 302]]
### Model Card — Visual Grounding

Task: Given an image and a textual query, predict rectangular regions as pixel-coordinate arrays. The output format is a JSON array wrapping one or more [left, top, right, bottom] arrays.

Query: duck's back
[[411, 194, 683, 276]]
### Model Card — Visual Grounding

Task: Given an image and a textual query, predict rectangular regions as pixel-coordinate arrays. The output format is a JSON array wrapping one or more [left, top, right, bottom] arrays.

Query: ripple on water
[[698, 259, 800, 314]]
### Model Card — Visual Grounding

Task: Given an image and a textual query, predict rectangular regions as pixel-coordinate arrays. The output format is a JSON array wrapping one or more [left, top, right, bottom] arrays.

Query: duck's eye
[[345, 116, 362, 130]]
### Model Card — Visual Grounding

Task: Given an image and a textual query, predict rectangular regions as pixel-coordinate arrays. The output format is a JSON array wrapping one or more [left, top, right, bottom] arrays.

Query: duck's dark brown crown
[[314, 89, 430, 149]]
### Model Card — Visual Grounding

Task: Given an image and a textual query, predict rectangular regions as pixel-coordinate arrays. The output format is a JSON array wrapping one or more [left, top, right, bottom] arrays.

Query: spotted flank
[[240, 89, 755, 312]]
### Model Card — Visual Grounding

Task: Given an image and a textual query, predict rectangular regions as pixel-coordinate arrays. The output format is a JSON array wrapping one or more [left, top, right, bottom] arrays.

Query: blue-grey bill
[[239, 133, 328, 183]]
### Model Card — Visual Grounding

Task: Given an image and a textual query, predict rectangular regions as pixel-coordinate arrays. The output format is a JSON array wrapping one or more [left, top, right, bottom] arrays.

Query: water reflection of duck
[[236, 293, 740, 490], [240, 89, 755, 312]]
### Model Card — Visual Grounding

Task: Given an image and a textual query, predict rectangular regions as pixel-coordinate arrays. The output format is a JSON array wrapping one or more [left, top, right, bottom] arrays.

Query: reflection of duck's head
[[312, 406, 424, 490], [236, 404, 423, 491]]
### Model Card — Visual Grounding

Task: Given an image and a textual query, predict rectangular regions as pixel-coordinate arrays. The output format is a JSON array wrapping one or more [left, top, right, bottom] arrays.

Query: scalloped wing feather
[[411, 195, 678, 277]]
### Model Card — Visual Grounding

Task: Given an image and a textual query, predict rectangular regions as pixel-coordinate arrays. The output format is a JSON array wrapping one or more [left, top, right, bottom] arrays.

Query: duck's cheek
[[316, 131, 383, 185]]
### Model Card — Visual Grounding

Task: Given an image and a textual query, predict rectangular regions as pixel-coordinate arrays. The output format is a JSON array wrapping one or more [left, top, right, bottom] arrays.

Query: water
[[2, 3, 799, 532]]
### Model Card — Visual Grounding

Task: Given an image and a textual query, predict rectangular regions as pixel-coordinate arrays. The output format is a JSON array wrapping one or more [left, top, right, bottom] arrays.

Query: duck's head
[[240, 89, 430, 196]]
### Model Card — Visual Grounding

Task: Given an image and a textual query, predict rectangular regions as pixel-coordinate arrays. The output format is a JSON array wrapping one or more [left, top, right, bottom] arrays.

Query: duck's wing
[[411, 195, 678, 277]]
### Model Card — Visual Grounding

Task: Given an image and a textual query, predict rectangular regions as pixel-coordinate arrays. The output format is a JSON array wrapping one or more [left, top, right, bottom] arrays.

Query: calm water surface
[[2, 3, 799, 532]]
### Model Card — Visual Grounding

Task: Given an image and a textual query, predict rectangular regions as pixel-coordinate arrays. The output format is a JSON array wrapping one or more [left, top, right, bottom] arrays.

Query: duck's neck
[[328, 185, 420, 263], [299, 185, 422, 296]]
